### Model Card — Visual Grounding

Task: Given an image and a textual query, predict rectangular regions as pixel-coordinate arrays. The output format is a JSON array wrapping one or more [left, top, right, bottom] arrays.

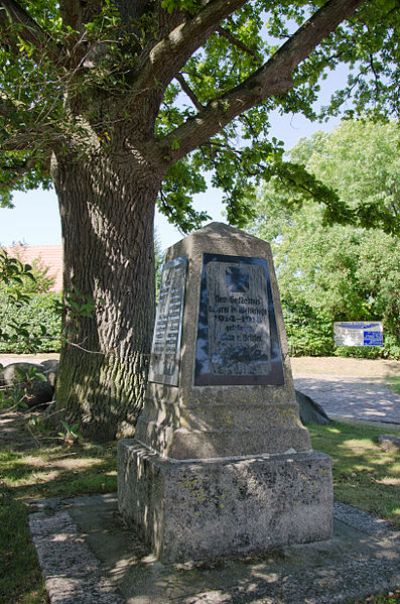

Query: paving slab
[[29, 493, 400, 604], [294, 376, 400, 425]]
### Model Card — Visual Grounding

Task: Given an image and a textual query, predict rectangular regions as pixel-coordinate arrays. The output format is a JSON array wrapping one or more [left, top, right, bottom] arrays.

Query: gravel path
[[294, 376, 400, 424], [292, 357, 400, 425]]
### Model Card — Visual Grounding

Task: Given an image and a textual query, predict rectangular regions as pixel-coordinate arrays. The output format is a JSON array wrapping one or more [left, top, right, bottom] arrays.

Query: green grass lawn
[[309, 421, 400, 528], [0, 415, 399, 604], [0, 427, 117, 604]]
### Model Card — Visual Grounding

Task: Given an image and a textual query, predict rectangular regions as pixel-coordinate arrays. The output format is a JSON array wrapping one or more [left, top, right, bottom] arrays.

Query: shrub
[[0, 292, 61, 353], [282, 300, 334, 357]]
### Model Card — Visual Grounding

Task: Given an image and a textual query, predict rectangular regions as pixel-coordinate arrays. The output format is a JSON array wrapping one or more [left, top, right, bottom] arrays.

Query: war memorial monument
[[118, 222, 333, 563]]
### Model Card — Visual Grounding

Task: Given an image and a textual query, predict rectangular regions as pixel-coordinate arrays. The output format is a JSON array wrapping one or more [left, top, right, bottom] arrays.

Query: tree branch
[[176, 73, 204, 111], [132, 0, 247, 99], [2, 124, 60, 151], [216, 25, 259, 61], [157, 0, 365, 163], [0, 0, 61, 62], [59, 0, 102, 29], [115, 0, 151, 23], [0, 92, 22, 119]]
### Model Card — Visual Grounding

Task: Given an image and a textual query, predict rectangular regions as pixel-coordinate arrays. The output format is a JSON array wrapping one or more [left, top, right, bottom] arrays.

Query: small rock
[[377, 434, 400, 451], [40, 359, 59, 372], [2, 362, 44, 386]]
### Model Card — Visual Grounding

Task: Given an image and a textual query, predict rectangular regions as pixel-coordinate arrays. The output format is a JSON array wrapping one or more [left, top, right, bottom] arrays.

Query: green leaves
[[158, 157, 209, 232], [0, 249, 58, 353], [1, 0, 399, 234], [161, 0, 204, 15], [246, 119, 400, 357]]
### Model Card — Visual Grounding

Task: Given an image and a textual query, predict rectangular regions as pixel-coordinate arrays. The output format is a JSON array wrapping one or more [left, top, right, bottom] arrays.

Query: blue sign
[[363, 331, 384, 346]]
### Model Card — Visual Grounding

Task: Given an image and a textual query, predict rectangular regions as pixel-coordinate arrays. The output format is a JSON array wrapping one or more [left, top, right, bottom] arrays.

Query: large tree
[[0, 0, 398, 438], [248, 120, 400, 356]]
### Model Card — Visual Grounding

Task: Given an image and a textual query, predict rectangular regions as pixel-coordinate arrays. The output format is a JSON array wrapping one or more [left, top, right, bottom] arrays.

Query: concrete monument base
[[118, 440, 333, 564]]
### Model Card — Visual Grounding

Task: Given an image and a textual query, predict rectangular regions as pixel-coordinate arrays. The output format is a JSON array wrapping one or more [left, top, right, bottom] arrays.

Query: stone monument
[[118, 223, 333, 563]]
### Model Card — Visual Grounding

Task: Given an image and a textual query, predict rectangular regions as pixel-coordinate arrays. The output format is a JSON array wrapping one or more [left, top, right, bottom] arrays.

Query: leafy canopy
[[248, 120, 400, 342], [0, 0, 399, 230]]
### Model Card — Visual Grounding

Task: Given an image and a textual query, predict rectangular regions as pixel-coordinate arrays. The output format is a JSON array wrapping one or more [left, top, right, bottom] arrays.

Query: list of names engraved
[[149, 256, 187, 386]]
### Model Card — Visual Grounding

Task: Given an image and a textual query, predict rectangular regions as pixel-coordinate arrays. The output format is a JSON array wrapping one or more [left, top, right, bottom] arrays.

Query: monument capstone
[[118, 222, 333, 563]]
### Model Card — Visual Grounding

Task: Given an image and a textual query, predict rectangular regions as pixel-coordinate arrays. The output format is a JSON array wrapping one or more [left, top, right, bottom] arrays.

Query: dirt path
[[0, 353, 59, 368], [1, 354, 399, 379], [291, 357, 400, 425], [291, 356, 400, 379]]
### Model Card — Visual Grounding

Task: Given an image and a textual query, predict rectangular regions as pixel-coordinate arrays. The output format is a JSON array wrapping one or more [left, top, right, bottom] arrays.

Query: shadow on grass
[[0, 438, 117, 604], [1, 418, 399, 604], [309, 421, 400, 526]]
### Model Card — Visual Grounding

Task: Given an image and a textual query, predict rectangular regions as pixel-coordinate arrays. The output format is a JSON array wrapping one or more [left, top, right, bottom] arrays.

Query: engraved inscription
[[206, 261, 271, 376], [149, 256, 187, 386], [195, 254, 284, 386]]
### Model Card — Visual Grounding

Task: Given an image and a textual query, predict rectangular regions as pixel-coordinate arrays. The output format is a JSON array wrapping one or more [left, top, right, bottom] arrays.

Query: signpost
[[334, 322, 383, 347]]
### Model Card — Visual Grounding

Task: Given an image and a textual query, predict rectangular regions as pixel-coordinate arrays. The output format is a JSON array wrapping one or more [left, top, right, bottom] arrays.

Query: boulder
[[2, 362, 44, 386], [40, 359, 59, 372], [1, 362, 54, 408], [40, 359, 59, 388], [295, 389, 331, 425], [23, 380, 54, 408]]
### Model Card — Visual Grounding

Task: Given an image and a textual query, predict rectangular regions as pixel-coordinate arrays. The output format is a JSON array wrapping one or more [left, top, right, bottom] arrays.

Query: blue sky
[[0, 68, 346, 252]]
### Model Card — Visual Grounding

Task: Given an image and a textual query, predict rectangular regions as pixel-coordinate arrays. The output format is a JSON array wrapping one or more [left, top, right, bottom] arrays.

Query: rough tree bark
[[53, 148, 161, 440]]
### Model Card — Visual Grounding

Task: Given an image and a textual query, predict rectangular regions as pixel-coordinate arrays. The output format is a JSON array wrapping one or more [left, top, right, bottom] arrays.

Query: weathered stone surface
[[149, 256, 187, 386], [29, 505, 124, 604], [1, 362, 43, 385], [135, 223, 310, 460], [118, 441, 333, 564], [41, 359, 59, 388], [119, 223, 333, 563], [29, 494, 400, 604], [40, 359, 59, 372]]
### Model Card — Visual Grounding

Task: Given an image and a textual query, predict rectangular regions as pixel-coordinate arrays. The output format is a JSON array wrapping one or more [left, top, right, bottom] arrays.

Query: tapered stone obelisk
[[118, 223, 333, 563]]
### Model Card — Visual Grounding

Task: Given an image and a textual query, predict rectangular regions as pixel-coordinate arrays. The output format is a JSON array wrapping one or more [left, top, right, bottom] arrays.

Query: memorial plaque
[[195, 254, 284, 386], [149, 256, 187, 386]]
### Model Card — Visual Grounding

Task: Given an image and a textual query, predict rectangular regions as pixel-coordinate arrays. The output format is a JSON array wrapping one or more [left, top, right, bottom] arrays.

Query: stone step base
[[118, 440, 333, 564]]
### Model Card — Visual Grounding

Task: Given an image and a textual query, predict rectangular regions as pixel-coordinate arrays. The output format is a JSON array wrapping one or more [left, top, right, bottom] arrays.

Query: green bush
[[282, 297, 400, 359], [335, 333, 400, 360], [334, 345, 384, 360], [0, 292, 61, 353], [282, 300, 334, 357]]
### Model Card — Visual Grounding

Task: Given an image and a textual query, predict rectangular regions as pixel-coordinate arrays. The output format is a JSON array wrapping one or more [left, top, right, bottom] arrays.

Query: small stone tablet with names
[[149, 256, 187, 386]]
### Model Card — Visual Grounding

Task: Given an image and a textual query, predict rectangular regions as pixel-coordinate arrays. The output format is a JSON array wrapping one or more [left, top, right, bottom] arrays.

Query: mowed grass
[[387, 376, 400, 396], [0, 416, 399, 603], [309, 421, 400, 528]]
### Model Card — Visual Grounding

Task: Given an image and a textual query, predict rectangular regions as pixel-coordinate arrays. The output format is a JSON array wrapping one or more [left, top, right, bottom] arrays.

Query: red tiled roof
[[5, 244, 63, 292]]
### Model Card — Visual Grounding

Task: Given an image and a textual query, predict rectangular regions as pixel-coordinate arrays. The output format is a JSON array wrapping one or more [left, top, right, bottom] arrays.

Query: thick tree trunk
[[53, 150, 161, 440]]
